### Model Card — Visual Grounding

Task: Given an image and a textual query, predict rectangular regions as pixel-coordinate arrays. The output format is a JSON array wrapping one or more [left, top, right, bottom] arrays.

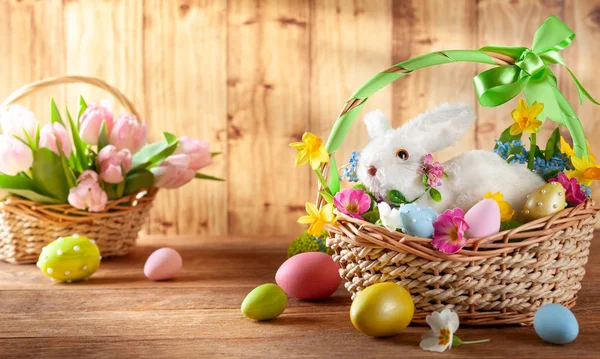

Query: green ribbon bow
[[473, 16, 598, 157], [325, 16, 597, 159]]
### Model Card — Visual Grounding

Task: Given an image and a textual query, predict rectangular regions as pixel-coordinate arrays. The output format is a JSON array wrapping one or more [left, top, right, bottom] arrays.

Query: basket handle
[[0, 75, 142, 120]]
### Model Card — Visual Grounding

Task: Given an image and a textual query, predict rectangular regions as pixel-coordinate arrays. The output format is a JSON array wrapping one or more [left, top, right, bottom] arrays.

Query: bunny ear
[[402, 103, 475, 153], [363, 109, 392, 139]]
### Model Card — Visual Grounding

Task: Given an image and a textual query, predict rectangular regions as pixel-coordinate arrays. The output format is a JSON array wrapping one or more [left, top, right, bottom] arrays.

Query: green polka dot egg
[[37, 235, 101, 282]]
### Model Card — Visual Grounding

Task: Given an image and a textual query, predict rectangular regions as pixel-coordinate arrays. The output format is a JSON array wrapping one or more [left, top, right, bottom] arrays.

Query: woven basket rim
[[327, 199, 599, 262]]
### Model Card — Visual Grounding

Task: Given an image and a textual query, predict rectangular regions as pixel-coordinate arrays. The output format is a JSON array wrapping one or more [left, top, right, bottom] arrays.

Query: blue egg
[[399, 204, 438, 238], [534, 304, 579, 344]]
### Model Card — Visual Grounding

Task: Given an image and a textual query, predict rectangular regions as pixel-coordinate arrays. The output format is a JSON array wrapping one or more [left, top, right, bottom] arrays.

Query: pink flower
[[79, 101, 114, 145], [109, 114, 148, 153], [432, 208, 470, 254], [0, 134, 34, 175], [174, 137, 212, 171], [97, 145, 132, 184], [549, 173, 587, 205], [150, 154, 196, 189], [0, 105, 38, 141], [419, 153, 445, 188], [68, 170, 108, 212], [39, 123, 72, 157], [333, 188, 371, 219]]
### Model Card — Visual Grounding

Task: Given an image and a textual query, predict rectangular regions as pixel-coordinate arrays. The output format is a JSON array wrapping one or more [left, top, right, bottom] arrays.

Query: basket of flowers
[[291, 16, 599, 325], [0, 76, 221, 264]]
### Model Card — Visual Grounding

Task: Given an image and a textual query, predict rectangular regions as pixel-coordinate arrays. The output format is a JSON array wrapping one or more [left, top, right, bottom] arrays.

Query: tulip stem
[[528, 132, 537, 171], [460, 339, 490, 345]]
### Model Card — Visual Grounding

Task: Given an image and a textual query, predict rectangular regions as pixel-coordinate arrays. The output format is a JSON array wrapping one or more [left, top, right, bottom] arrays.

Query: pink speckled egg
[[465, 199, 501, 238], [275, 252, 341, 300], [144, 248, 182, 281]]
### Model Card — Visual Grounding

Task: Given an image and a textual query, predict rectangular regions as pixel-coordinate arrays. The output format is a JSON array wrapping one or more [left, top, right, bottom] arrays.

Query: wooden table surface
[[1, 234, 599, 358]]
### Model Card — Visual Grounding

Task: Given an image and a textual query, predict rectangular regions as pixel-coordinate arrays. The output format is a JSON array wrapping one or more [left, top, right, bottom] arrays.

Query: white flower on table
[[377, 202, 402, 232], [420, 309, 489, 353]]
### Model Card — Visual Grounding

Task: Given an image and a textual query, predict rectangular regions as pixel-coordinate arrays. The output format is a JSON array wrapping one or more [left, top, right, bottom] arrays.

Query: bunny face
[[356, 104, 475, 201]]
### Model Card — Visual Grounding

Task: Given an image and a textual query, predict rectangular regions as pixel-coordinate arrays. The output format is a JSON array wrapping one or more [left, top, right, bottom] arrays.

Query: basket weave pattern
[[326, 201, 598, 325]]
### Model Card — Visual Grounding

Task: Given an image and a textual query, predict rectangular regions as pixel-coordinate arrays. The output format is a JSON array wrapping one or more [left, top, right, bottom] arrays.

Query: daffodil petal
[[511, 108, 521, 122], [560, 136, 574, 157], [584, 167, 600, 180], [509, 123, 523, 136], [295, 150, 310, 167], [289, 142, 306, 150], [517, 98, 527, 112], [529, 102, 544, 118], [305, 202, 319, 218], [297, 215, 314, 224]]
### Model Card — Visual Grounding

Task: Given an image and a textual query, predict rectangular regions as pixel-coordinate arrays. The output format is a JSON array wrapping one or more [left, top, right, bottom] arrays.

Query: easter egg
[[275, 252, 341, 300], [350, 282, 414, 337], [534, 304, 579, 344], [241, 283, 287, 321], [37, 235, 101, 282], [399, 204, 438, 238], [523, 182, 566, 221], [144, 248, 183, 281], [465, 199, 501, 238]]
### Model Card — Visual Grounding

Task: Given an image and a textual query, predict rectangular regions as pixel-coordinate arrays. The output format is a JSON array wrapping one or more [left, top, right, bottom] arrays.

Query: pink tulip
[[0, 134, 34, 176], [39, 123, 72, 157], [0, 104, 38, 141], [109, 114, 148, 153], [79, 101, 114, 145], [68, 170, 108, 212], [150, 154, 196, 189], [97, 145, 132, 184], [174, 137, 212, 171]]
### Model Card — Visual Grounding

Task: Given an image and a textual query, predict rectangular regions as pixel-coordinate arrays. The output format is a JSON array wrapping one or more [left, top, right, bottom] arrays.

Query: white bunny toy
[[356, 103, 545, 214]]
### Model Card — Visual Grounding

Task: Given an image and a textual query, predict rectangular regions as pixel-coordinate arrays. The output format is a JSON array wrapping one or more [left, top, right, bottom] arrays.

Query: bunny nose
[[368, 166, 377, 176]]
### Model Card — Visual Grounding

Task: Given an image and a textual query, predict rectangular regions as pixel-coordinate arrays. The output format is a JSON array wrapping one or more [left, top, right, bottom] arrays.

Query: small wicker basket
[[321, 51, 600, 326], [0, 76, 156, 264]]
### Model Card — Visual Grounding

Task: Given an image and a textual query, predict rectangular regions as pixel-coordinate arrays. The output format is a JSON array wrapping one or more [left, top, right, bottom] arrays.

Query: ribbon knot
[[516, 50, 545, 76]]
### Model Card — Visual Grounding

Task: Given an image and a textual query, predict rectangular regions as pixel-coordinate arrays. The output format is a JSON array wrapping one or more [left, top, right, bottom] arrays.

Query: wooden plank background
[[0, 0, 598, 236]]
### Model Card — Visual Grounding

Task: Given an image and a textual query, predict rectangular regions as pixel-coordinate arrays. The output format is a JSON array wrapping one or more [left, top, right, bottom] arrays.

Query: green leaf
[[495, 126, 522, 149], [0, 174, 62, 203], [211, 152, 222, 157], [124, 169, 155, 195], [164, 132, 178, 145], [328, 156, 340, 195], [31, 148, 70, 202], [98, 121, 109, 151], [131, 140, 179, 170], [194, 173, 225, 181], [389, 189, 407, 204], [544, 127, 561, 160], [58, 149, 77, 189], [319, 190, 334, 204], [104, 183, 118, 200], [50, 98, 64, 125], [116, 180, 126, 198], [77, 95, 88, 122], [66, 108, 87, 171], [422, 174, 428, 186], [22, 127, 37, 151], [429, 188, 442, 202]]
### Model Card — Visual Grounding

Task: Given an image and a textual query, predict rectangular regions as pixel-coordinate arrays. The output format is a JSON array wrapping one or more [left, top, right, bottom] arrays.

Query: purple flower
[[549, 173, 587, 205]]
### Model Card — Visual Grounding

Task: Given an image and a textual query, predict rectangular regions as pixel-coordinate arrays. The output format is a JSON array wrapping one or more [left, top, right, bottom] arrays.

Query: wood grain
[[0, 0, 599, 235], [0, 233, 599, 358]]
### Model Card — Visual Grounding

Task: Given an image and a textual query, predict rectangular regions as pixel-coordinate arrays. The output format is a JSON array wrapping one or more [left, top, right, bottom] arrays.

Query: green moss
[[362, 207, 380, 224], [287, 230, 332, 258], [500, 220, 523, 231]]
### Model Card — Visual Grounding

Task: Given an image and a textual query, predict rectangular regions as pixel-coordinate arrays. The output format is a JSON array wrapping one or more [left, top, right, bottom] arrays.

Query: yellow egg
[[522, 182, 567, 222], [350, 282, 414, 337]]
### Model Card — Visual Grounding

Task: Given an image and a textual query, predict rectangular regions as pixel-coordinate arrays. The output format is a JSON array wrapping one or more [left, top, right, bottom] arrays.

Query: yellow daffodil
[[509, 98, 544, 135], [568, 155, 600, 186], [560, 136, 596, 163], [298, 202, 337, 236], [290, 132, 329, 170], [484, 192, 514, 222]]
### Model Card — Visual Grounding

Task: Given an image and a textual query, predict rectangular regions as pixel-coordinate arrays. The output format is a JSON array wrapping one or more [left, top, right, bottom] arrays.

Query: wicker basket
[[0, 76, 156, 264], [320, 51, 600, 326]]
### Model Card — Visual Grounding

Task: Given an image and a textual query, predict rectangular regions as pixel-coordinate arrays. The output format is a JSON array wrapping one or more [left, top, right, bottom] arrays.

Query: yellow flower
[[298, 202, 337, 236], [484, 192, 514, 222], [290, 132, 329, 170], [568, 155, 600, 186], [509, 98, 544, 135], [560, 136, 596, 163]]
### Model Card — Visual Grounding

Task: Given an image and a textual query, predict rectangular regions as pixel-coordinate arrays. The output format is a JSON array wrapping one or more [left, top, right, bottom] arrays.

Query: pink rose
[[68, 170, 108, 212], [150, 154, 196, 189], [0, 134, 34, 176], [174, 137, 212, 171], [109, 114, 148, 153], [39, 123, 72, 157], [0, 104, 38, 141], [79, 101, 114, 145], [97, 145, 132, 184]]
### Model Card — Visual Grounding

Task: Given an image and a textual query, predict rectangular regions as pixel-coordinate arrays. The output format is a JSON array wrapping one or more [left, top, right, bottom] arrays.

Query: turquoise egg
[[534, 304, 579, 344], [399, 204, 438, 238]]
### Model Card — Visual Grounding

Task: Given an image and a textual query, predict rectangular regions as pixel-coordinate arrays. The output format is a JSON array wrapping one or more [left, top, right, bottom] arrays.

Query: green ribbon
[[325, 16, 597, 159]]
